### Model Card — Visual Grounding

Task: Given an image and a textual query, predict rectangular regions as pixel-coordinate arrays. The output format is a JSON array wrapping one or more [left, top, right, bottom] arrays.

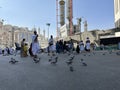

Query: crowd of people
[[0, 47, 14, 56], [0, 30, 96, 58], [0, 31, 40, 59], [20, 31, 40, 59], [46, 36, 97, 57]]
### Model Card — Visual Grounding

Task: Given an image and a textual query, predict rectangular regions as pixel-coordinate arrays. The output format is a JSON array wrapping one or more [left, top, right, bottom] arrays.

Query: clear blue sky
[[0, 0, 114, 37]]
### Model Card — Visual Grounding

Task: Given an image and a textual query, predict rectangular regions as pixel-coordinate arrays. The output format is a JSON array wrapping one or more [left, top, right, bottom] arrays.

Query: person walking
[[48, 35, 55, 56], [31, 31, 40, 59]]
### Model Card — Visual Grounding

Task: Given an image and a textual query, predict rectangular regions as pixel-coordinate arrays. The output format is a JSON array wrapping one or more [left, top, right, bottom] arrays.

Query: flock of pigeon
[[9, 57, 41, 64], [47, 52, 88, 72], [8, 50, 120, 72]]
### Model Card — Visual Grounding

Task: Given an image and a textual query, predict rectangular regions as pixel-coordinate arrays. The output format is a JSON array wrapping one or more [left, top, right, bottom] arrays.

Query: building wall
[[38, 35, 48, 48], [0, 22, 47, 48], [114, 0, 120, 27], [115, 32, 120, 36], [0, 23, 13, 48], [14, 29, 34, 47], [82, 32, 96, 44], [60, 24, 69, 38]]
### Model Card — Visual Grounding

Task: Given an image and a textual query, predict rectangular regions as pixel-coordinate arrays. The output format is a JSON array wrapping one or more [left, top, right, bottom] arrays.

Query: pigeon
[[55, 56, 58, 61], [49, 56, 52, 62], [102, 53, 106, 55], [66, 56, 74, 65], [82, 62, 87, 66], [109, 50, 112, 54], [69, 66, 74, 72], [116, 52, 120, 55], [66, 60, 73, 65], [80, 59, 87, 66], [52, 53, 56, 56], [51, 59, 58, 64], [49, 58, 52, 62], [48, 53, 50, 56], [69, 56, 75, 61], [33, 57, 40, 63], [9, 58, 18, 64], [68, 53, 71, 56], [51, 56, 58, 64], [81, 58, 84, 61]]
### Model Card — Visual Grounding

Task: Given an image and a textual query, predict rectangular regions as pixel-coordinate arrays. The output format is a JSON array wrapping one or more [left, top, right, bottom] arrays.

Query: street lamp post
[[77, 18, 82, 41], [46, 23, 50, 39]]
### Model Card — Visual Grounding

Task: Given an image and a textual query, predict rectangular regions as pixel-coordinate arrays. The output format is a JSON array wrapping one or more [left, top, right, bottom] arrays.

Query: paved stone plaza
[[0, 50, 120, 90]]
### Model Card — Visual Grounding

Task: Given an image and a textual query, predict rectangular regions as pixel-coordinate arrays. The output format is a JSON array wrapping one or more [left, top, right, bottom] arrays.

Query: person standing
[[63, 41, 68, 52], [76, 42, 80, 54], [31, 31, 40, 59], [79, 40, 84, 53], [85, 37, 91, 52], [21, 38, 25, 57], [69, 39, 74, 52], [48, 35, 55, 56], [93, 43, 96, 51], [56, 41, 60, 53], [23, 43, 28, 57], [118, 42, 120, 50]]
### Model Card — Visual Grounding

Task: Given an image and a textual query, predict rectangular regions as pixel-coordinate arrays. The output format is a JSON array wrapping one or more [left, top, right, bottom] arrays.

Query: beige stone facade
[[61, 28, 120, 47], [0, 20, 48, 49]]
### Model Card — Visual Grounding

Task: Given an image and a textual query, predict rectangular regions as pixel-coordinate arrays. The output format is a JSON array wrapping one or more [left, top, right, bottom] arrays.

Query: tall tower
[[0, 19, 4, 29], [114, 0, 120, 28], [43, 29, 45, 40], [77, 18, 82, 32], [56, 0, 59, 38], [84, 20, 88, 32], [59, 0, 65, 26], [38, 27, 40, 35], [66, 0, 73, 36]]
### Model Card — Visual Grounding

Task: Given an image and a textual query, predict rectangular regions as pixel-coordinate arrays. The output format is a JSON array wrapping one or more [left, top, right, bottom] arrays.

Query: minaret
[[77, 18, 82, 32], [38, 27, 40, 35], [0, 19, 4, 30], [43, 29, 45, 40], [32, 26, 36, 31], [66, 0, 73, 36], [59, 0, 65, 26], [84, 20, 88, 32]]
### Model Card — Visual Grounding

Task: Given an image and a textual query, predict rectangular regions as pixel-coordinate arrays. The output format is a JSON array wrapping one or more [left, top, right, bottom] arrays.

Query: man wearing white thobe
[[85, 37, 91, 51], [32, 31, 40, 58], [79, 40, 84, 52]]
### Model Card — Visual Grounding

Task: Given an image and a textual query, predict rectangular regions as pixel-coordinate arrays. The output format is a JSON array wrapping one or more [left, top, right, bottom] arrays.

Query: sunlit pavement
[[0, 50, 120, 90]]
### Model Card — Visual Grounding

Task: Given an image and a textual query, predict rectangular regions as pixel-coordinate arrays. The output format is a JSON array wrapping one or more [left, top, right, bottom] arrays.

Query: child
[[23, 43, 28, 57]]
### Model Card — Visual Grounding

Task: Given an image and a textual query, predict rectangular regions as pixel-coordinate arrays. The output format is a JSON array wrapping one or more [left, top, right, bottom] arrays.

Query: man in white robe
[[79, 40, 84, 53], [32, 31, 40, 58], [48, 35, 55, 55], [85, 37, 91, 52]]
